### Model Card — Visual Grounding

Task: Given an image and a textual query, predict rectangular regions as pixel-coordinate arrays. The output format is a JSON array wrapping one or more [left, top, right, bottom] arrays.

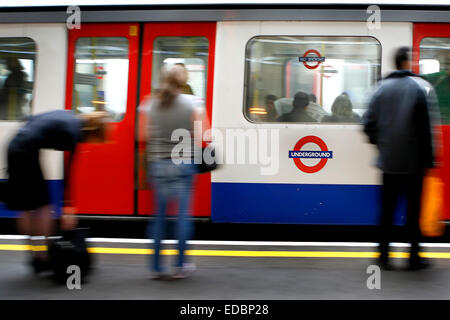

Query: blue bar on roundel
[[288, 151, 333, 159]]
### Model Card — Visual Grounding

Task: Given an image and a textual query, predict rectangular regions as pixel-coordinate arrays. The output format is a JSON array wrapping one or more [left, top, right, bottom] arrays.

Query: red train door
[[413, 23, 450, 220], [65, 24, 139, 215], [137, 22, 216, 217]]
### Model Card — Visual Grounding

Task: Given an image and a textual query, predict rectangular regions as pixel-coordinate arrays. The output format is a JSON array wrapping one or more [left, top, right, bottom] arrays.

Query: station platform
[[1, 236, 450, 300]]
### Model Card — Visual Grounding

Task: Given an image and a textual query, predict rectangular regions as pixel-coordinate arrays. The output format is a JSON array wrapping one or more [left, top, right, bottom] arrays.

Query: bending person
[[6, 109, 107, 273]]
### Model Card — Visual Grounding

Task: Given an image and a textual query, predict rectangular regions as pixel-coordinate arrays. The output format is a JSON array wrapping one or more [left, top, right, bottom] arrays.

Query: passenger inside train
[[273, 97, 293, 120], [280, 91, 317, 123], [422, 51, 450, 124], [305, 93, 329, 122], [264, 94, 278, 122], [0, 57, 28, 120], [175, 62, 195, 95], [322, 93, 361, 123]]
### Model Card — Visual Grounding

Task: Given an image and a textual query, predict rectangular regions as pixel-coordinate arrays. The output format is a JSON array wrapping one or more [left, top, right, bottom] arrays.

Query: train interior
[[245, 36, 380, 123], [0, 38, 36, 121]]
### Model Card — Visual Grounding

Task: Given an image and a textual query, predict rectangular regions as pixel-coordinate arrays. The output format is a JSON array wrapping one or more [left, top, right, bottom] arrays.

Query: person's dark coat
[[363, 70, 437, 174], [281, 108, 317, 123]]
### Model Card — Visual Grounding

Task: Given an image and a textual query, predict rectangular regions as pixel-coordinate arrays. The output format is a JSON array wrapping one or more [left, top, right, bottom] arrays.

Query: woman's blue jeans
[[147, 159, 196, 273]]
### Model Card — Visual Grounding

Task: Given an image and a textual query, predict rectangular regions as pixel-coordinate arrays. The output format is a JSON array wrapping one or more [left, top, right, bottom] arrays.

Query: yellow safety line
[[0, 245, 47, 252], [89, 247, 152, 255], [2, 244, 450, 259]]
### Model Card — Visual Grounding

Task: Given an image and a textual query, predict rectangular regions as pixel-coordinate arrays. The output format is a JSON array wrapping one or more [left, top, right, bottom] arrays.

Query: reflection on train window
[[73, 37, 129, 121], [420, 37, 450, 124], [152, 37, 208, 107], [0, 38, 36, 121], [244, 36, 381, 124]]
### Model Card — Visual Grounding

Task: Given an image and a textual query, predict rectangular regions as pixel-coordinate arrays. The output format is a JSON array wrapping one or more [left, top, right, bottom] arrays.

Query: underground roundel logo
[[298, 49, 326, 69], [289, 136, 333, 173]]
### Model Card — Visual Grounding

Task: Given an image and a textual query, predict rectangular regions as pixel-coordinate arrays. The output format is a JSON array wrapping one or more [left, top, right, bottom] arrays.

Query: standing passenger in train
[[0, 57, 27, 120], [175, 63, 195, 95], [273, 97, 293, 119], [5, 110, 107, 273], [280, 91, 317, 123], [322, 93, 360, 123], [363, 47, 438, 271], [421, 54, 450, 124], [264, 94, 278, 122], [143, 65, 202, 280]]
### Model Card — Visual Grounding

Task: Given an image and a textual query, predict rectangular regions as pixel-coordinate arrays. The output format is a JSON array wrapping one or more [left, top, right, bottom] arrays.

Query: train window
[[151, 37, 208, 106], [419, 37, 450, 124], [73, 37, 129, 121], [244, 36, 381, 124], [0, 38, 36, 121]]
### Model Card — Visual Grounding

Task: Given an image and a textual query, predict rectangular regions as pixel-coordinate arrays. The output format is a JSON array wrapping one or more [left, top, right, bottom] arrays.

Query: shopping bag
[[420, 170, 445, 237]]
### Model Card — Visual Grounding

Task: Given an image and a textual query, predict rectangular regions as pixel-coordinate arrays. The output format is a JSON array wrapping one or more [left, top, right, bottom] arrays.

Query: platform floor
[[1, 237, 450, 300]]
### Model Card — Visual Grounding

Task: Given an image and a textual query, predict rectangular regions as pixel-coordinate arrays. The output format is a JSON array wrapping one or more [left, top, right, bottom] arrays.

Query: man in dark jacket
[[281, 91, 317, 123], [363, 47, 438, 271]]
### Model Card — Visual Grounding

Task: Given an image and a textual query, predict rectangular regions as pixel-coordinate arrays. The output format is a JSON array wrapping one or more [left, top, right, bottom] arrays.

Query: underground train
[[0, 1, 449, 226]]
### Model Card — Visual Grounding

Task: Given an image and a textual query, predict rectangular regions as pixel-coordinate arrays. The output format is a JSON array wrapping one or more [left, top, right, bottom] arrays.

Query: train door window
[[419, 37, 450, 124], [73, 37, 129, 121], [151, 37, 208, 107], [0, 38, 36, 121], [244, 36, 381, 123]]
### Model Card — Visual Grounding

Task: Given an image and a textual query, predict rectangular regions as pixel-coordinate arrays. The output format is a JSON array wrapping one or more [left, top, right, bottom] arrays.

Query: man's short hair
[[395, 47, 411, 70], [293, 91, 309, 109]]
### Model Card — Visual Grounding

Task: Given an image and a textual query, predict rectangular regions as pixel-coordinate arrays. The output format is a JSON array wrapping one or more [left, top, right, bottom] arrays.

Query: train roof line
[[0, 5, 448, 23], [0, 0, 449, 8]]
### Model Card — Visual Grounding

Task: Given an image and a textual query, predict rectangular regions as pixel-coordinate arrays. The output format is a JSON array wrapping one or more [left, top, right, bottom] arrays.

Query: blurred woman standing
[[142, 65, 202, 280]]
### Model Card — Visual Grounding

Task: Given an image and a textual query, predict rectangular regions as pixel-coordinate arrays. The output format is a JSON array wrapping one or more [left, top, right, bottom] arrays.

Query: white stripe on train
[[1, 235, 450, 248]]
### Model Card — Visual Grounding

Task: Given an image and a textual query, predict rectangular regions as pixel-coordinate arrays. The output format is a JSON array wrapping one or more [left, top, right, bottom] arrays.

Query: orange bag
[[420, 169, 445, 237]]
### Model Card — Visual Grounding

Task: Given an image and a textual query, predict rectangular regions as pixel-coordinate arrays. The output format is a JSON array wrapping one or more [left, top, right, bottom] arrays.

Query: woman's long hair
[[158, 65, 188, 108], [331, 94, 353, 118]]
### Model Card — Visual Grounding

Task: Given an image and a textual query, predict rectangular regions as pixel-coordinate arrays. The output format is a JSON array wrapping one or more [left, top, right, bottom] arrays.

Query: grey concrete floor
[[1, 241, 450, 300]]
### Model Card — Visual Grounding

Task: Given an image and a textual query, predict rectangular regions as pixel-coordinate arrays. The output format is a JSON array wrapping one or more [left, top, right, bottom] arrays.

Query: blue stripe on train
[[0, 180, 408, 224], [0, 180, 64, 218], [211, 182, 406, 225]]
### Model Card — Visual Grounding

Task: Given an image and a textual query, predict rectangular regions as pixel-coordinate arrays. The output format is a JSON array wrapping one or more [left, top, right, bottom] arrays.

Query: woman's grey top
[[146, 94, 197, 162]]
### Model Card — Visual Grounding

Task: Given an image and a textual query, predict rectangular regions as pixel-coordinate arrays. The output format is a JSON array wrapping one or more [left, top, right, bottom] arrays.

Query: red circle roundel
[[300, 49, 324, 70], [289, 136, 333, 174]]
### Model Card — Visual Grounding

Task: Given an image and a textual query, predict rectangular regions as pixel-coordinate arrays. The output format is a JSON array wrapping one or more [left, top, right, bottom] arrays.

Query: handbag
[[0, 180, 8, 203], [420, 169, 445, 237], [197, 143, 219, 174], [48, 228, 92, 284]]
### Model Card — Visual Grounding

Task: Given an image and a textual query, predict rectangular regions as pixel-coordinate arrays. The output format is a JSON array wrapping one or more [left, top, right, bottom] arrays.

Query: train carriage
[[0, 1, 449, 227]]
